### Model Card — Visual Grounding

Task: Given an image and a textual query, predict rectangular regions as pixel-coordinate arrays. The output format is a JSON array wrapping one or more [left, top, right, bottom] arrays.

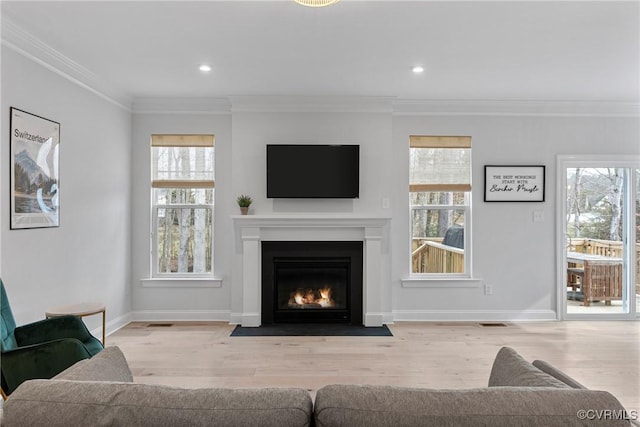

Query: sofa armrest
[[489, 346, 570, 388], [532, 360, 586, 389], [14, 316, 95, 346]]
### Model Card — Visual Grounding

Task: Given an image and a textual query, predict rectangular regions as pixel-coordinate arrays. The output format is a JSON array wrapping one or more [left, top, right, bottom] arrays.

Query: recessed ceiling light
[[412, 65, 425, 74], [199, 64, 212, 72]]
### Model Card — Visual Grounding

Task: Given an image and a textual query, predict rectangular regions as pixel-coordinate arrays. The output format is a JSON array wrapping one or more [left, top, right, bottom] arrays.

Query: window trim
[[140, 277, 222, 288], [409, 135, 472, 278], [150, 134, 215, 279]]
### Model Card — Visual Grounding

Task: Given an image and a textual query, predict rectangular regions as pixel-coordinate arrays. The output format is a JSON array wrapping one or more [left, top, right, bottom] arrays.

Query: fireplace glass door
[[275, 260, 349, 319]]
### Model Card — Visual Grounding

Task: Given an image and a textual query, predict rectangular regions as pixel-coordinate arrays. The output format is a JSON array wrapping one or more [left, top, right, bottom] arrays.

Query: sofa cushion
[[532, 360, 586, 389], [314, 384, 630, 427], [488, 346, 570, 388], [53, 346, 133, 383], [4, 380, 313, 427]]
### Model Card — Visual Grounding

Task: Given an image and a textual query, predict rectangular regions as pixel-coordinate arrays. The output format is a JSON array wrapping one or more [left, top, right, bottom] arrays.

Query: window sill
[[401, 277, 483, 288], [140, 278, 223, 288]]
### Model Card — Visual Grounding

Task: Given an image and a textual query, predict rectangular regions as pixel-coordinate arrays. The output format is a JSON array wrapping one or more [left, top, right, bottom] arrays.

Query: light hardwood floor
[[108, 321, 640, 413]]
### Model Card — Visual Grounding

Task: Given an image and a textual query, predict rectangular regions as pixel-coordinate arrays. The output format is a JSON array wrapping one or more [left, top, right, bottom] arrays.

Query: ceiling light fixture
[[293, 0, 340, 7], [199, 65, 212, 72], [412, 65, 425, 74]]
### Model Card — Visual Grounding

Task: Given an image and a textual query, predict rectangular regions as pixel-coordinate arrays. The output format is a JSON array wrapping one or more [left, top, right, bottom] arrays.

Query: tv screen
[[267, 144, 359, 198]]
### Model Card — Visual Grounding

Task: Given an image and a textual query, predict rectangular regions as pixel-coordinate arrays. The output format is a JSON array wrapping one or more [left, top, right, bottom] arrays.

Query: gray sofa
[[2, 346, 635, 426]]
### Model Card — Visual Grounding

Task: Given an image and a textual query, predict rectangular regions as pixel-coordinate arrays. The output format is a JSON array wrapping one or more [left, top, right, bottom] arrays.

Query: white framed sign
[[10, 107, 60, 229], [484, 165, 545, 202]]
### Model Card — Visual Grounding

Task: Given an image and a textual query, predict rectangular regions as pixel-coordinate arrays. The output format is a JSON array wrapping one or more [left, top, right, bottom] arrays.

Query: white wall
[[391, 114, 639, 320], [230, 110, 393, 215], [1, 47, 132, 333]]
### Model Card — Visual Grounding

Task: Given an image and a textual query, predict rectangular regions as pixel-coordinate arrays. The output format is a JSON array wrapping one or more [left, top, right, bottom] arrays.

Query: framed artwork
[[10, 107, 61, 229], [484, 165, 545, 202]]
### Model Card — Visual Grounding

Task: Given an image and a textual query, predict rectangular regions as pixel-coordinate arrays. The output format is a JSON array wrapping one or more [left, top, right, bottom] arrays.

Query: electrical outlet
[[533, 211, 544, 222], [484, 284, 493, 295]]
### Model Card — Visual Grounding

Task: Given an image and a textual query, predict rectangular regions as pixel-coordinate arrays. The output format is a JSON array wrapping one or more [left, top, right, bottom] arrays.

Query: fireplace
[[261, 241, 363, 325], [232, 215, 390, 327]]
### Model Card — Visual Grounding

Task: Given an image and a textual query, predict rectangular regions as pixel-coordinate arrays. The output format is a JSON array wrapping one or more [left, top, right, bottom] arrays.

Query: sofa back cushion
[[4, 381, 313, 427], [54, 346, 133, 382], [314, 384, 630, 427], [489, 346, 570, 388]]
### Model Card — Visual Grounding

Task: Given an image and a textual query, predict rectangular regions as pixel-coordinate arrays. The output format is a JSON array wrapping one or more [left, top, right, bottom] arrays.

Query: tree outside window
[[566, 168, 625, 241]]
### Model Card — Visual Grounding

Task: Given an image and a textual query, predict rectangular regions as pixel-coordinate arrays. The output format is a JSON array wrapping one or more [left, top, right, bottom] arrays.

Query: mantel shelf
[[231, 214, 391, 229]]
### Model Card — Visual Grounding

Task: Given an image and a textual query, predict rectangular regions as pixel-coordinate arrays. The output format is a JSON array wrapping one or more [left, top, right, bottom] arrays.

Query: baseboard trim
[[91, 312, 132, 342], [392, 309, 558, 322], [364, 313, 383, 327], [102, 309, 558, 334], [130, 310, 231, 322]]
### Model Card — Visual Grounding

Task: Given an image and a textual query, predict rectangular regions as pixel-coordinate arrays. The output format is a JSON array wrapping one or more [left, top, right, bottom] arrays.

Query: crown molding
[[393, 99, 640, 117], [132, 97, 640, 117], [132, 97, 231, 114], [229, 96, 396, 113], [2, 17, 132, 111]]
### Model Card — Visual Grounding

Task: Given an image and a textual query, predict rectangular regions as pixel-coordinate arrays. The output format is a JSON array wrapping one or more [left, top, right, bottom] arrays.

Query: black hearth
[[261, 241, 363, 325]]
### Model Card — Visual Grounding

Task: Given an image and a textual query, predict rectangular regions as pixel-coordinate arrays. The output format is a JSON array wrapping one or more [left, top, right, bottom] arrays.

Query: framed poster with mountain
[[10, 107, 60, 229]]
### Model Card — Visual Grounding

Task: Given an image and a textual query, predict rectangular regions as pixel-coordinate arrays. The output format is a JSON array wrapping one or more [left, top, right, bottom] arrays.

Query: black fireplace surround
[[261, 241, 363, 325]]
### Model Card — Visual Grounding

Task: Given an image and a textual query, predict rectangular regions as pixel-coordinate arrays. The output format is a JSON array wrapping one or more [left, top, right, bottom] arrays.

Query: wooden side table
[[45, 302, 106, 345]]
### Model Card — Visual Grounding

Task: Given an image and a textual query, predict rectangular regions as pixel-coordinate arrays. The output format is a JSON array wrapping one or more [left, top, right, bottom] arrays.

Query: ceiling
[[2, 1, 639, 104]]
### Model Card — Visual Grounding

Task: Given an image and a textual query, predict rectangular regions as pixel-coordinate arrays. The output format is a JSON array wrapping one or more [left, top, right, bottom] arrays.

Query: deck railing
[[412, 236, 640, 289], [568, 237, 640, 292], [412, 238, 464, 273]]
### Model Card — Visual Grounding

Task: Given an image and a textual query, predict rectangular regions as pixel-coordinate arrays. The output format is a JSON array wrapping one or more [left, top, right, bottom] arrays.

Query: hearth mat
[[230, 324, 393, 337]]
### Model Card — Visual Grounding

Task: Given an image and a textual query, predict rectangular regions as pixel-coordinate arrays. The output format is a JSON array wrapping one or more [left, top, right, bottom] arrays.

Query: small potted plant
[[237, 194, 252, 215]]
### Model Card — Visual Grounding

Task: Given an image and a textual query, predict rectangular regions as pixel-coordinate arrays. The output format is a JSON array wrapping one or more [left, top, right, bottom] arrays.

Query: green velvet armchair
[[1, 278, 104, 396]]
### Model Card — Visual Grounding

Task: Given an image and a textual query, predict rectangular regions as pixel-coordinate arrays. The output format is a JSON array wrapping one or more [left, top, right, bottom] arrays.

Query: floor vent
[[147, 323, 174, 327], [479, 322, 508, 327]]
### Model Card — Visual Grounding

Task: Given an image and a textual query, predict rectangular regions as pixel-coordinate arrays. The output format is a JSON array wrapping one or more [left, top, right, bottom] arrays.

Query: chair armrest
[[1, 339, 91, 395], [14, 315, 94, 346]]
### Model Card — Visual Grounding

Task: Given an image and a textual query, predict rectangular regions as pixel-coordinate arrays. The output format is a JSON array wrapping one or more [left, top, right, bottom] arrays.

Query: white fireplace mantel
[[231, 214, 391, 327]]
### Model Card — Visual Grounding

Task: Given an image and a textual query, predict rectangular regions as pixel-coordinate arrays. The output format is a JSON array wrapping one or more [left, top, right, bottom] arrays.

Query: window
[[409, 136, 471, 275], [151, 134, 214, 277]]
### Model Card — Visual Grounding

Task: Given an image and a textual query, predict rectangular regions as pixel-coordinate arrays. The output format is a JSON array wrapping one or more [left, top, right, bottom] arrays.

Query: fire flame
[[289, 286, 335, 308]]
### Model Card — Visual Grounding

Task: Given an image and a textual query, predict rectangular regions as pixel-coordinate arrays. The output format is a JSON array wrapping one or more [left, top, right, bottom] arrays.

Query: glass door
[[559, 156, 638, 319]]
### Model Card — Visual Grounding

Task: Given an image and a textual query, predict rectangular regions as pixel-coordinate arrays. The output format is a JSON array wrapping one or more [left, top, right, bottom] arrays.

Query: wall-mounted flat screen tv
[[267, 144, 359, 198]]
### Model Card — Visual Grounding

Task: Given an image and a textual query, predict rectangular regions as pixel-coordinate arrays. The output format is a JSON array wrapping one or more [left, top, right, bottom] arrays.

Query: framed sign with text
[[484, 165, 545, 202], [10, 107, 60, 229]]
